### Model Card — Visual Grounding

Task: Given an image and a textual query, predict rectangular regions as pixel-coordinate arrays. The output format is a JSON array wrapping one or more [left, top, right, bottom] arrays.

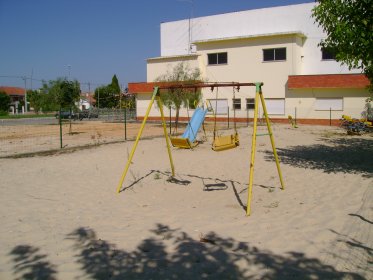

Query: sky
[[0, 0, 313, 92]]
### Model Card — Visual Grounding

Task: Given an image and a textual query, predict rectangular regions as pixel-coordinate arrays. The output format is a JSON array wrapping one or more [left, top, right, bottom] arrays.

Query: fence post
[[59, 108, 63, 149], [227, 106, 230, 129], [124, 107, 127, 140], [330, 107, 332, 126]]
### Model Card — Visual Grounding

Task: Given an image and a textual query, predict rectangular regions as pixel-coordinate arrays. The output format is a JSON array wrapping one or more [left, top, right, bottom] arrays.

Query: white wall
[[160, 2, 360, 75], [147, 55, 199, 82], [285, 88, 370, 119], [141, 2, 368, 120]]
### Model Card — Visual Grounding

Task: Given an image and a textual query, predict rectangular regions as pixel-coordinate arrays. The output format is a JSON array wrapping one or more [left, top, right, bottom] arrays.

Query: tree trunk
[[175, 108, 180, 133]]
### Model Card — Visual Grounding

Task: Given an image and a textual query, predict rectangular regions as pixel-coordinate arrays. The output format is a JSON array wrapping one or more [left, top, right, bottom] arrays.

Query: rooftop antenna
[[178, 0, 194, 54]]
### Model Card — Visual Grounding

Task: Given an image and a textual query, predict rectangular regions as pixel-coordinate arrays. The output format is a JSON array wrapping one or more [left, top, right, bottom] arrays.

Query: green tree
[[27, 89, 43, 113], [312, 0, 373, 93], [155, 62, 203, 131], [94, 75, 121, 108], [110, 74, 121, 95], [94, 85, 118, 108], [0, 91, 11, 115], [52, 78, 81, 108], [40, 78, 80, 109]]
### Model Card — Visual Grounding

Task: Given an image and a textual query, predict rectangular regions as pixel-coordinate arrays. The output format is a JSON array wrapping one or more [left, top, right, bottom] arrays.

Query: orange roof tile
[[288, 74, 370, 89], [0, 86, 25, 95]]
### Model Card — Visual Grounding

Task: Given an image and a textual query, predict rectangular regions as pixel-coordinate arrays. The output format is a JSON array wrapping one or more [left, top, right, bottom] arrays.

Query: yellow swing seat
[[212, 133, 239, 151], [170, 137, 198, 149]]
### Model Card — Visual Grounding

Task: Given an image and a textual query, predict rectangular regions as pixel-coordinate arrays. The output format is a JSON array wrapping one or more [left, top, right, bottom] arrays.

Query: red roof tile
[[0, 86, 25, 95], [288, 74, 370, 89]]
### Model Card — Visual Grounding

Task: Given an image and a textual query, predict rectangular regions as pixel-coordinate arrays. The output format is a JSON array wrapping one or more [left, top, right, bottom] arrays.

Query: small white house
[[129, 2, 370, 124], [76, 93, 94, 110]]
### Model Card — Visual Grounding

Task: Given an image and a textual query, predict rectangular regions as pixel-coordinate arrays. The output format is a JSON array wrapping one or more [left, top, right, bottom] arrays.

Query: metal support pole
[[246, 83, 285, 216], [59, 108, 63, 149], [124, 106, 127, 140], [259, 90, 285, 191], [116, 87, 175, 193], [157, 97, 175, 177], [23, 77, 27, 113], [246, 88, 259, 216], [116, 87, 159, 193], [227, 106, 230, 129], [330, 107, 332, 126]]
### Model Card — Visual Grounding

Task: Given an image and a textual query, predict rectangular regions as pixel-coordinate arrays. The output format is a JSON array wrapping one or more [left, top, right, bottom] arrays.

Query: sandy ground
[[0, 124, 372, 279]]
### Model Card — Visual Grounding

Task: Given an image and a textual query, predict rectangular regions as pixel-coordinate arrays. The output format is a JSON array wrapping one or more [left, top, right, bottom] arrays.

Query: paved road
[[0, 117, 58, 126]]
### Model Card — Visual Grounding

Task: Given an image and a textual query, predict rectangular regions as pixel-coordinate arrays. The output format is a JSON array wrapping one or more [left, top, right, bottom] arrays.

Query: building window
[[246, 98, 255, 109], [263, 48, 286, 62], [208, 52, 228, 65], [321, 48, 336, 60], [232, 98, 241, 110], [315, 98, 343, 110]]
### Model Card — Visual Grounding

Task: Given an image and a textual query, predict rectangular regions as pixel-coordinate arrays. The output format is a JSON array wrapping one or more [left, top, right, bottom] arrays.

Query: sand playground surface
[[0, 123, 372, 279]]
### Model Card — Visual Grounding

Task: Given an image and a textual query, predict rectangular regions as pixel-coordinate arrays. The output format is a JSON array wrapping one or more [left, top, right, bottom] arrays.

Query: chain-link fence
[[1, 106, 371, 158], [0, 109, 160, 157]]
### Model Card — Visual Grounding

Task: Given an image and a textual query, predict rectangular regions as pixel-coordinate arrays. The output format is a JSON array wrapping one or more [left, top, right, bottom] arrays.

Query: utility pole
[[88, 82, 91, 108], [97, 88, 100, 109], [22, 76, 27, 113]]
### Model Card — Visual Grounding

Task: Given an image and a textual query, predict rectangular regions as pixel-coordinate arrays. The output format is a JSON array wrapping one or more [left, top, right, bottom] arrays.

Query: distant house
[[128, 2, 370, 125], [77, 93, 95, 110], [0, 86, 25, 113]]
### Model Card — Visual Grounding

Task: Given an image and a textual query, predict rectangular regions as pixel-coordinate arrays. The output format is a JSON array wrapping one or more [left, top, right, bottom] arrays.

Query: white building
[[129, 2, 370, 124]]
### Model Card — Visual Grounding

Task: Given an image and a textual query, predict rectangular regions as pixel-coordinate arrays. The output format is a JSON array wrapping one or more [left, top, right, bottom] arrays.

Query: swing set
[[116, 82, 284, 216]]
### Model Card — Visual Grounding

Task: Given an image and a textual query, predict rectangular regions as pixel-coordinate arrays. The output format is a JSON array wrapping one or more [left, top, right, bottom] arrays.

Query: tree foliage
[[94, 75, 121, 108], [155, 62, 203, 131], [27, 89, 44, 113], [110, 75, 121, 95], [40, 78, 81, 110], [0, 91, 11, 114], [312, 0, 373, 92]]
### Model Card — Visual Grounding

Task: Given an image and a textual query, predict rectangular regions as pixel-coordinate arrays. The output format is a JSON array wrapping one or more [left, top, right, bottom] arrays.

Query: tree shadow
[[9, 245, 57, 280], [263, 137, 373, 178], [65, 224, 364, 279]]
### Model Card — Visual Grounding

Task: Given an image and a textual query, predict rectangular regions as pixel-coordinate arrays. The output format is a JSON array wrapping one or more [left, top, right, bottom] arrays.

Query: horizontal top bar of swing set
[[157, 82, 263, 90]]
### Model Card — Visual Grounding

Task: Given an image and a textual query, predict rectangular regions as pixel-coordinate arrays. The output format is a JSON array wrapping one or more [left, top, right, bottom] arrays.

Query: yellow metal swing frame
[[116, 83, 284, 217]]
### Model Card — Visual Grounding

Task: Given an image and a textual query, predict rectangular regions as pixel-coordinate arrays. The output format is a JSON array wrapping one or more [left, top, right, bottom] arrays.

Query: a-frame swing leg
[[246, 83, 285, 216], [259, 90, 285, 191], [246, 86, 260, 216], [116, 86, 175, 193], [157, 95, 175, 177]]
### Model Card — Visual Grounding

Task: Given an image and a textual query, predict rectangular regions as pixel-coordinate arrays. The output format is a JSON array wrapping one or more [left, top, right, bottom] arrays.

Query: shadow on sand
[[9, 224, 365, 279], [264, 137, 373, 178], [9, 245, 57, 280]]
